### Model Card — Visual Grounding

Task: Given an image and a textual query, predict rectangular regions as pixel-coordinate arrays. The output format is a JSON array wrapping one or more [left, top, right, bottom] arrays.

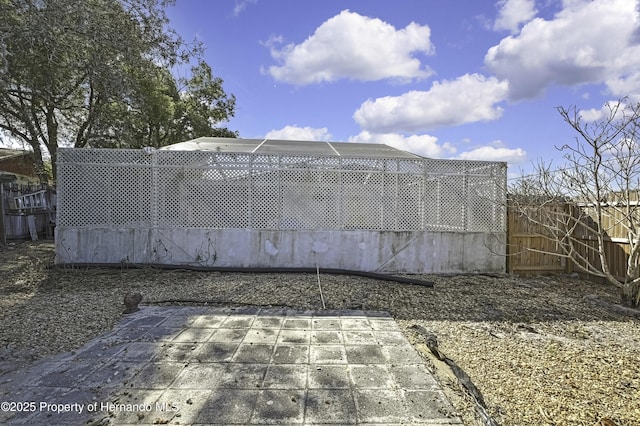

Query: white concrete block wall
[[55, 228, 506, 273]]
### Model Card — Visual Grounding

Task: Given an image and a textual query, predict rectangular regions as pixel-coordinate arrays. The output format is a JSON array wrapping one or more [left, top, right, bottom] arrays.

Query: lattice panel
[[316, 171, 341, 228], [279, 170, 341, 229], [57, 148, 507, 233], [250, 170, 280, 229], [398, 160, 424, 174], [252, 154, 281, 168], [279, 155, 315, 168], [306, 156, 342, 169], [432, 175, 467, 231], [156, 163, 253, 228], [381, 173, 398, 230], [57, 151, 152, 227], [59, 148, 152, 166], [341, 171, 386, 230], [423, 159, 466, 175], [340, 157, 385, 172], [468, 175, 506, 232], [397, 174, 424, 230], [57, 164, 151, 228]]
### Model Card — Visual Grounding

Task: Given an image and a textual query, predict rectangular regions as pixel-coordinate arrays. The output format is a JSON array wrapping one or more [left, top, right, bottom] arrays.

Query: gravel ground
[[1, 240, 639, 425]]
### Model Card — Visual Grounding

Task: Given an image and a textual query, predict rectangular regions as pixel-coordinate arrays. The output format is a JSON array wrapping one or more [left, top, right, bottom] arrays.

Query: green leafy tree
[[0, 0, 236, 182], [89, 61, 236, 149], [175, 61, 237, 142]]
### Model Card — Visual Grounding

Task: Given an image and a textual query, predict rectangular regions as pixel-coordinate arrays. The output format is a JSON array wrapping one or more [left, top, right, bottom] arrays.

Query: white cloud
[[493, 0, 537, 33], [485, 0, 640, 100], [233, 0, 257, 16], [265, 10, 434, 85], [579, 98, 638, 122], [456, 145, 527, 164], [607, 73, 640, 101], [349, 131, 456, 158], [353, 73, 509, 133], [579, 106, 608, 122], [265, 125, 332, 141]]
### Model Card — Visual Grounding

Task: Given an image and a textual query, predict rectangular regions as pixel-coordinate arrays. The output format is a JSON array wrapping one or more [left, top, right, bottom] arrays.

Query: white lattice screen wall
[[57, 148, 506, 233]]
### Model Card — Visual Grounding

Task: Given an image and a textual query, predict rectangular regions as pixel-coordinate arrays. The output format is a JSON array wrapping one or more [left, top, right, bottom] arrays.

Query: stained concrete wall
[[55, 228, 506, 273]]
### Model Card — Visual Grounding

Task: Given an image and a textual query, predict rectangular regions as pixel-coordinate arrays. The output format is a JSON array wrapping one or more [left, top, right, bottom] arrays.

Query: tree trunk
[[621, 281, 640, 308], [45, 106, 58, 183], [30, 143, 50, 185], [48, 144, 58, 182]]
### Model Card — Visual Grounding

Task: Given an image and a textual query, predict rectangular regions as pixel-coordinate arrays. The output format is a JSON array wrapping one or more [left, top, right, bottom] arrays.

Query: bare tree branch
[[511, 99, 640, 306]]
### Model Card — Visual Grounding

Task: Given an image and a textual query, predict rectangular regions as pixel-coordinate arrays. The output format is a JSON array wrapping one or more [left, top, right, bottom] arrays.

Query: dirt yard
[[1, 240, 639, 425]]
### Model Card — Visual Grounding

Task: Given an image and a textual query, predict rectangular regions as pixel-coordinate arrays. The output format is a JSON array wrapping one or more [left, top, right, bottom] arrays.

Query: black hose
[[54, 263, 434, 287]]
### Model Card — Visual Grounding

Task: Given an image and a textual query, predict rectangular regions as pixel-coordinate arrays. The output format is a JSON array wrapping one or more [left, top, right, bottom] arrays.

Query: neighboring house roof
[[0, 148, 40, 183], [160, 137, 425, 160]]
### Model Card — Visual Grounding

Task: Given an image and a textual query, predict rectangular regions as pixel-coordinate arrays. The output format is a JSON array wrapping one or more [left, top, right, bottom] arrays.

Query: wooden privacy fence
[[507, 200, 636, 279], [0, 183, 56, 243]]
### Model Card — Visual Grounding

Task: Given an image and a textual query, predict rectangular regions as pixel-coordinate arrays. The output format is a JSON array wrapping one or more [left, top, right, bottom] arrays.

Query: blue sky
[[166, 0, 640, 179]]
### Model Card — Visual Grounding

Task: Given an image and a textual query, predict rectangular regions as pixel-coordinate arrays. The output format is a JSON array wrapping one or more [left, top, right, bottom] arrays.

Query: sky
[[166, 0, 640, 179]]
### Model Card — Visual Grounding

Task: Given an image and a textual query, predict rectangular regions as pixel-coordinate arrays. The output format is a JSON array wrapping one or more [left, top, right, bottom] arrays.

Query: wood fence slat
[[507, 200, 637, 279]]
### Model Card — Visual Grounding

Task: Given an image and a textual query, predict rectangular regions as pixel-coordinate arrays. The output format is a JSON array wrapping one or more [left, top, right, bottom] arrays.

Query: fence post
[[151, 150, 159, 229], [0, 175, 17, 244], [0, 183, 5, 245]]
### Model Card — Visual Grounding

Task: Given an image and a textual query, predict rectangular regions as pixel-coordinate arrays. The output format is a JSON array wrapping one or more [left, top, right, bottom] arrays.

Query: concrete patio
[[0, 306, 463, 425]]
